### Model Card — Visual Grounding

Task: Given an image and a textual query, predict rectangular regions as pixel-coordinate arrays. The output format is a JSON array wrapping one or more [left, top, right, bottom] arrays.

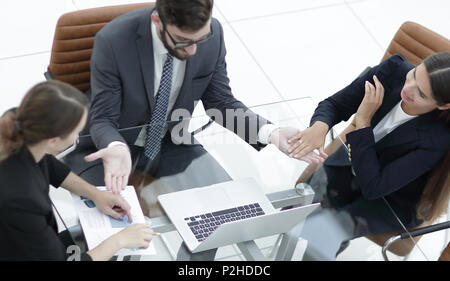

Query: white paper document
[[71, 186, 156, 256]]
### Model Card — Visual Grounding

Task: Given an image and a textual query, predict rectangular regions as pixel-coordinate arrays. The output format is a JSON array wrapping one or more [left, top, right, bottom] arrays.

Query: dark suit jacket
[[88, 6, 268, 151], [0, 147, 91, 260], [310, 54, 450, 234]]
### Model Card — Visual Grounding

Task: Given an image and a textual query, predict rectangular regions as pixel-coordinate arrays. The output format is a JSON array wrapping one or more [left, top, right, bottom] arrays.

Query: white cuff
[[107, 141, 128, 148], [258, 124, 279, 144]]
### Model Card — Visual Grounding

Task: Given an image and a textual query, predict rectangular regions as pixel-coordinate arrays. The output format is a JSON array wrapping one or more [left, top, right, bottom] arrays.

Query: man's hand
[[270, 127, 326, 164], [92, 190, 133, 222], [286, 121, 329, 161], [84, 144, 132, 194]]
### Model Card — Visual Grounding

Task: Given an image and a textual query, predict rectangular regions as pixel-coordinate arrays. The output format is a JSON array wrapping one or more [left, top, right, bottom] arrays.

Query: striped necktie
[[144, 54, 174, 160]]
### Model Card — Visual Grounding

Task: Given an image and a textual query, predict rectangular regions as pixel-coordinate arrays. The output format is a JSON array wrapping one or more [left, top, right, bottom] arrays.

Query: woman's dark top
[[0, 147, 92, 261]]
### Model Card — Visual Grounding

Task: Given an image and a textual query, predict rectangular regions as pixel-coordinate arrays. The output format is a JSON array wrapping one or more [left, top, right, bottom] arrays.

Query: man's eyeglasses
[[160, 18, 213, 49]]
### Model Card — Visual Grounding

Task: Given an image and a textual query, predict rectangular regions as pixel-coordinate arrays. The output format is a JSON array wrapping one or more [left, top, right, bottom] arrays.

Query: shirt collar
[[397, 101, 417, 119], [151, 20, 168, 56]]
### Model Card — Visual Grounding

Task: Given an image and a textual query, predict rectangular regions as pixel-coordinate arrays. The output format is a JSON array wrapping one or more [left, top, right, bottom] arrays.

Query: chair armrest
[[44, 70, 54, 80], [55, 139, 79, 160], [266, 183, 315, 209], [399, 221, 450, 239], [357, 66, 372, 79], [382, 220, 450, 261]]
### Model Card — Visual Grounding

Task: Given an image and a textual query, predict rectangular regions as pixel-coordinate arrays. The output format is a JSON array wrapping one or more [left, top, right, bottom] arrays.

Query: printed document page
[[71, 186, 156, 256]]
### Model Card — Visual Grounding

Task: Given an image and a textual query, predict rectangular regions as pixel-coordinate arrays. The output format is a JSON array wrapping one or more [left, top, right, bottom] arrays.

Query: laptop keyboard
[[184, 203, 265, 242]]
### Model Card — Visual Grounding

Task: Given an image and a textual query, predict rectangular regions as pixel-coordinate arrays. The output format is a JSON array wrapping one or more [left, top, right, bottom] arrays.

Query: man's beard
[[161, 31, 191, 61]]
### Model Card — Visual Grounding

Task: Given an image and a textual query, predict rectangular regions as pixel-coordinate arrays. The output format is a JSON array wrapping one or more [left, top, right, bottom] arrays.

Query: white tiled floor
[[348, 0, 450, 50], [214, 0, 345, 22], [2, 0, 449, 261], [0, 52, 51, 112], [0, 0, 76, 58], [220, 23, 282, 106], [221, 3, 383, 103]]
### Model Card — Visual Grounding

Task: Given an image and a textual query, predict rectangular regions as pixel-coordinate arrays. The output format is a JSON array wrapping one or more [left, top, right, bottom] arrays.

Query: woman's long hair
[[417, 52, 450, 222], [0, 80, 89, 162], [417, 152, 450, 222]]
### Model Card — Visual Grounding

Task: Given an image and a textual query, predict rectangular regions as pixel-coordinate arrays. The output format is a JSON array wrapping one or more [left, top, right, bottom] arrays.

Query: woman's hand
[[117, 224, 155, 249], [92, 190, 132, 222], [287, 121, 329, 161], [269, 127, 326, 164], [87, 223, 156, 260], [354, 75, 384, 129]]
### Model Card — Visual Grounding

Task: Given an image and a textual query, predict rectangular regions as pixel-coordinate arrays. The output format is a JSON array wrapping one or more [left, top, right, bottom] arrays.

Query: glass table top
[[62, 97, 437, 261]]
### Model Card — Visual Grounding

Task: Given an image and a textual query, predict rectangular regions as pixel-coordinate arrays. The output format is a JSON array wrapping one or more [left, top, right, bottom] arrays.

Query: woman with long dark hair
[[288, 52, 450, 260], [0, 80, 154, 261]]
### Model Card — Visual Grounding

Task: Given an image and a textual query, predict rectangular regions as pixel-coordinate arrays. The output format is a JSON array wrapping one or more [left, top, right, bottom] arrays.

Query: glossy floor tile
[[0, 52, 50, 114], [0, 0, 76, 59], [225, 4, 383, 107], [220, 23, 282, 106], [215, 0, 346, 22], [348, 0, 450, 50]]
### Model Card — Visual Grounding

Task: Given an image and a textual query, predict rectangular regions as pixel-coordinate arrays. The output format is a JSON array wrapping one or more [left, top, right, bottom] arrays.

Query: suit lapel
[[374, 108, 438, 151], [375, 118, 419, 150], [169, 57, 196, 117], [136, 8, 156, 113], [375, 109, 438, 151]]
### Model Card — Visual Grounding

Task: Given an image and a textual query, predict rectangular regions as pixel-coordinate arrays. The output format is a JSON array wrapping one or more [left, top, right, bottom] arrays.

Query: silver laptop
[[158, 178, 319, 253]]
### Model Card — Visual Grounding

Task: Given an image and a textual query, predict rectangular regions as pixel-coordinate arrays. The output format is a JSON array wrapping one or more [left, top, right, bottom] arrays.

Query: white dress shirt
[[151, 21, 187, 122], [372, 101, 417, 143], [110, 21, 276, 149]]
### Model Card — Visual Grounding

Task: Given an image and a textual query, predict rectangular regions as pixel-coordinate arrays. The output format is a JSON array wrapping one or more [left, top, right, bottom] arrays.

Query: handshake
[[268, 125, 329, 164]]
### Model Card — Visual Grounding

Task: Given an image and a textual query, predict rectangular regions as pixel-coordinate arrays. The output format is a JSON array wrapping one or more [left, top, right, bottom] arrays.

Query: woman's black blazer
[[310, 54, 450, 234]]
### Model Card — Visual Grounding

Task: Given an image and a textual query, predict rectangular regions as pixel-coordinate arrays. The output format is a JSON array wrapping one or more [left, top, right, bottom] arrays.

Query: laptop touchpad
[[197, 188, 233, 211]]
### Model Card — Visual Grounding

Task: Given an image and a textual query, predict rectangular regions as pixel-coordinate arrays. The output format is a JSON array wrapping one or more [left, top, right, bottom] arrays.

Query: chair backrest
[[381, 21, 450, 65], [367, 22, 450, 257], [439, 242, 450, 261], [47, 2, 155, 93]]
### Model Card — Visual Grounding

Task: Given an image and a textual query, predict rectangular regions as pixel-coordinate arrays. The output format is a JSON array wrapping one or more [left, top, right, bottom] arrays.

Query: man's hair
[[156, 0, 213, 31]]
